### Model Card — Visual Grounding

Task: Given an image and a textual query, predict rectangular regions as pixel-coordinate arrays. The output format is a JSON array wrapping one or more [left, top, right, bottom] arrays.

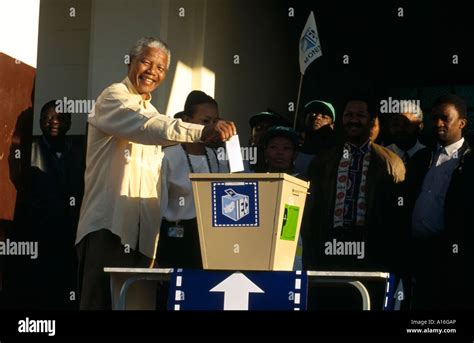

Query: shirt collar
[[407, 140, 425, 157], [437, 137, 465, 157], [348, 139, 371, 154], [389, 143, 404, 158], [123, 77, 152, 103], [392, 140, 425, 158], [41, 135, 70, 154]]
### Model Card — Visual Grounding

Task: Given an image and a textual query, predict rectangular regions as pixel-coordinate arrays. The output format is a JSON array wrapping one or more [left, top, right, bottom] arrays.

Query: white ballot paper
[[225, 134, 244, 173]]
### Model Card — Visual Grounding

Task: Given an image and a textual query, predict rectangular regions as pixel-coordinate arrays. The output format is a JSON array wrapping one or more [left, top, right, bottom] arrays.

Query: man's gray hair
[[401, 101, 423, 122], [129, 37, 171, 69]]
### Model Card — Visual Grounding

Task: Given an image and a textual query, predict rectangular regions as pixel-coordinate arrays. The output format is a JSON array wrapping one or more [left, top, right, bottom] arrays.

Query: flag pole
[[293, 73, 304, 130], [295, 10, 321, 130]]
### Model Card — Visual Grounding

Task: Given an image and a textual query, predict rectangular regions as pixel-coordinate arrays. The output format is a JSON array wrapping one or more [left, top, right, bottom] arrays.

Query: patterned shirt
[[343, 140, 371, 226]]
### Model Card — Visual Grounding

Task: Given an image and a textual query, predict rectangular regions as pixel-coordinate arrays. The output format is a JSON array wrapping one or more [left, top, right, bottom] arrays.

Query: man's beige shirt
[[76, 77, 204, 258]]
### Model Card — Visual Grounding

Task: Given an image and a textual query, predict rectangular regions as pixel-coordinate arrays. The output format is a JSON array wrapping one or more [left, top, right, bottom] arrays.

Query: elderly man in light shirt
[[407, 94, 470, 310], [75, 37, 236, 310], [386, 103, 425, 164]]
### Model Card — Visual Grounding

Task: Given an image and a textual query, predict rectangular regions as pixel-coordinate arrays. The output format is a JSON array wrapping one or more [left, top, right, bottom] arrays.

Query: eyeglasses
[[308, 112, 331, 119]]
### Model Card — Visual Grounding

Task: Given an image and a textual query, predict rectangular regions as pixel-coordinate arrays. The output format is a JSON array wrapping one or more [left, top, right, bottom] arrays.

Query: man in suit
[[406, 94, 473, 310], [386, 103, 426, 165], [302, 96, 406, 272]]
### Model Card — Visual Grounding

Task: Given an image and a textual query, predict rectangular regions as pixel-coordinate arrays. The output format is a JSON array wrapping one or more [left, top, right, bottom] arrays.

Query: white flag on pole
[[299, 11, 322, 75]]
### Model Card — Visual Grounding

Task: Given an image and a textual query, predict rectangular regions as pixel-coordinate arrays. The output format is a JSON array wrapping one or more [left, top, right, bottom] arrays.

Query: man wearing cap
[[248, 111, 281, 148], [302, 96, 405, 273], [294, 100, 337, 178], [246, 111, 282, 172], [304, 100, 336, 132], [75, 37, 236, 310], [386, 103, 426, 165]]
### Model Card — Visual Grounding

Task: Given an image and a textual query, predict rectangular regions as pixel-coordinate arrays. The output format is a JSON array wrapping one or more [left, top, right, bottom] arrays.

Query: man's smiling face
[[128, 46, 168, 100]]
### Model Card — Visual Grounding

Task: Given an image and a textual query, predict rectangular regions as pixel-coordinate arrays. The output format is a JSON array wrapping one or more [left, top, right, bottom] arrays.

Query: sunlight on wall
[[166, 61, 216, 117], [0, 0, 40, 68], [193, 66, 215, 98]]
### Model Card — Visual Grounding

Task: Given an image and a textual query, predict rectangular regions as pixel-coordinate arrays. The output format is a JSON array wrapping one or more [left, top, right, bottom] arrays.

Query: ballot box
[[189, 173, 310, 271]]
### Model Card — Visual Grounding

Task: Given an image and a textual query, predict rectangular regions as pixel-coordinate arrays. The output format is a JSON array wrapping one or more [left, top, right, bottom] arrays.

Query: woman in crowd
[[257, 126, 300, 176], [258, 126, 303, 269], [156, 91, 229, 268]]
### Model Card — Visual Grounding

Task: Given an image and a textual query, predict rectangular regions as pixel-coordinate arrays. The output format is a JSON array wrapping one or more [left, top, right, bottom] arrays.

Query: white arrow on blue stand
[[210, 272, 264, 310]]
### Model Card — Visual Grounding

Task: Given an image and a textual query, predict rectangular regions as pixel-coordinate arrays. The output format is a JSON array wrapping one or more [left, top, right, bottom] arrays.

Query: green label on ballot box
[[280, 204, 299, 241]]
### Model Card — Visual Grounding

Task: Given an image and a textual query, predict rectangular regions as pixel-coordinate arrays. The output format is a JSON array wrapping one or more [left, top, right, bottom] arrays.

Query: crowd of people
[[6, 36, 472, 311]]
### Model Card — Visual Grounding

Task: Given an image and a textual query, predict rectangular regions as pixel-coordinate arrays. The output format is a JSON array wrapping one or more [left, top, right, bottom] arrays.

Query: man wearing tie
[[407, 94, 472, 310], [386, 103, 425, 165]]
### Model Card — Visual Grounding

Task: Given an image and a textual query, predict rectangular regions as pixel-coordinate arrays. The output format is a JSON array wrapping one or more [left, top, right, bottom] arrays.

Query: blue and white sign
[[212, 182, 259, 227], [299, 11, 322, 75], [168, 269, 308, 311]]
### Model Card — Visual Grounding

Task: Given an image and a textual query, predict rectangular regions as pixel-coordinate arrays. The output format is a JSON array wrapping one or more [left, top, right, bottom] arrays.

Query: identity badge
[[168, 225, 184, 238]]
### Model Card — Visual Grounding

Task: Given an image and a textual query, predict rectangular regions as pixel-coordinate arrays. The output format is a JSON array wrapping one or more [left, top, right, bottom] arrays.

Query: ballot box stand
[[105, 268, 393, 311], [105, 174, 394, 310]]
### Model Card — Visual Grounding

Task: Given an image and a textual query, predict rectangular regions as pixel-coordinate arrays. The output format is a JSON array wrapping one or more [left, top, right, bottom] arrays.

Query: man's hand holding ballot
[[75, 36, 237, 310], [201, 119, 237, 143]]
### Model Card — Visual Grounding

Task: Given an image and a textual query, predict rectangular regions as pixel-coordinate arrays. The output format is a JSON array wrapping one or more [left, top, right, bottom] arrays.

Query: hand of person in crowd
[[201, 119, 237, 143]]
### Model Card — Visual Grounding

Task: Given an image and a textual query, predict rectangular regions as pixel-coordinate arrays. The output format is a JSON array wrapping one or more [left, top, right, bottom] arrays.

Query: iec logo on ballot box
[[212, 181, 259, 227]]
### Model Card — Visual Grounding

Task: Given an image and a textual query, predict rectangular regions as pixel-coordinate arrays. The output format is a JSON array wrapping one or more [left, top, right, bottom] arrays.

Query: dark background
[[1, 1, 473, 331], [281, 0, 474, 142]]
